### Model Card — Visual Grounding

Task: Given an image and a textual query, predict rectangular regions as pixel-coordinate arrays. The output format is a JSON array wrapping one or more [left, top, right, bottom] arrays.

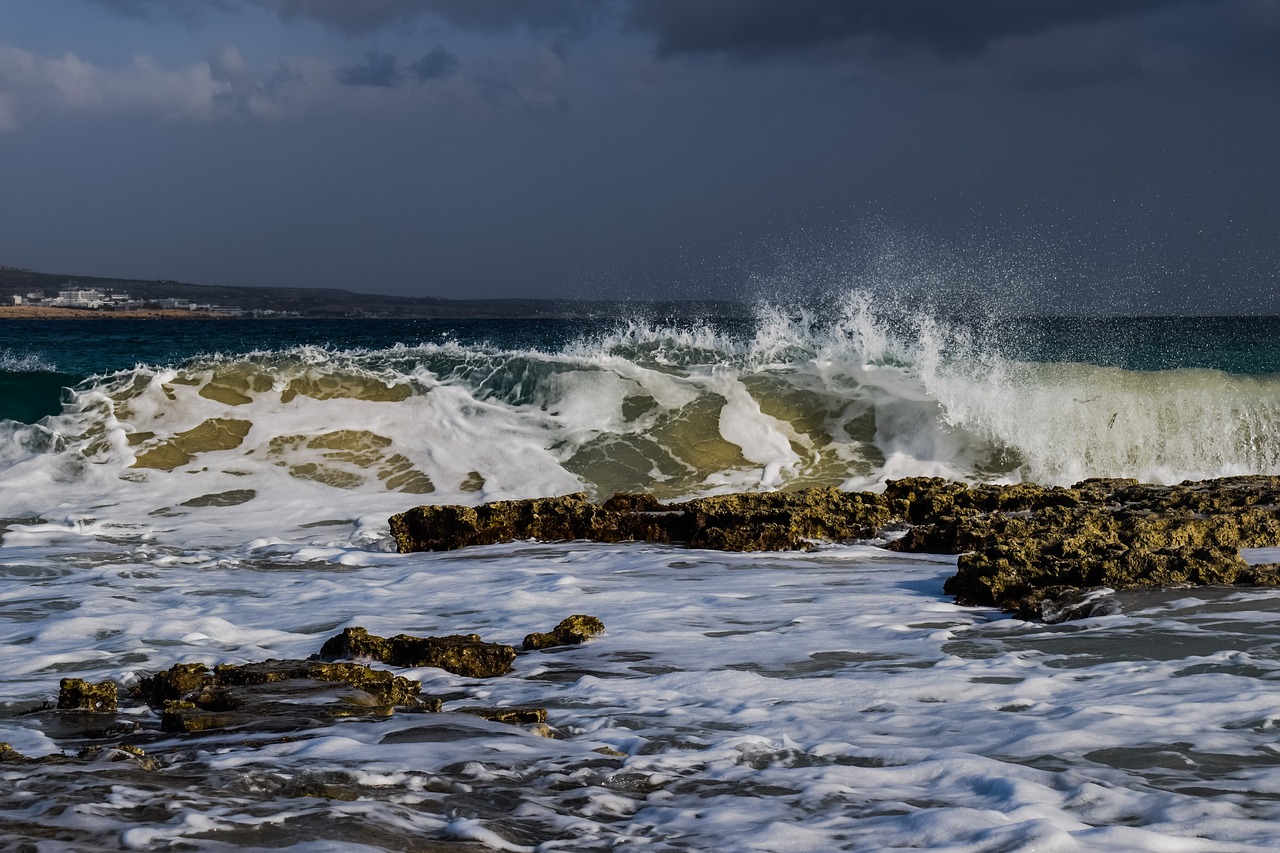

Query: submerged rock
[[523, 615, 605, 651], [0, 742, 36, 764], [454, 706, 548, 725], [319, 626, 517, 677], [0, 741, 155, 769], [390, 476, 1280, 620], [136, 658, 435, 734]]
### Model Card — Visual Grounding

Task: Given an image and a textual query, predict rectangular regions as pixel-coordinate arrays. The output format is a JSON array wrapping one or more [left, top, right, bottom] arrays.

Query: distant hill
[[0, 265, 745, 320]]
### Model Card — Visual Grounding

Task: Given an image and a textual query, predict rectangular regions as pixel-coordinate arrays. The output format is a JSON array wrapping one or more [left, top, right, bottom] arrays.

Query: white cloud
[[0, 39, 579, 129], [0, 43, 321, 128], [0, 44, 226, 127]]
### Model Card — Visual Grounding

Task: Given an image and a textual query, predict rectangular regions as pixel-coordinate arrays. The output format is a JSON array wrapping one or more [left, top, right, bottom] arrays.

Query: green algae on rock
[[319, 626, 517, 677], [523, 615, 605, 651], [0, 743, 36, 764], [57, 677, 118, 713], [884, 476, 1280, 617], [390, 488, 891, 553], [454, 706, 549, 725]]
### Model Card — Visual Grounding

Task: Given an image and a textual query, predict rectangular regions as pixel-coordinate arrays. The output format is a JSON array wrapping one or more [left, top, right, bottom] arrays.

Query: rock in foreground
[[318, 627, 517, 677], [523, 615, 605, 651], [136, 658, 436, 733]]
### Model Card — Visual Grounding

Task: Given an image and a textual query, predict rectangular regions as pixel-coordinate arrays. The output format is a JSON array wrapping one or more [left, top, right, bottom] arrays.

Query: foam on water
[[4, 297, 1279, 547], [3, 300, 1280, 850], [3, 537, 1280, 850]]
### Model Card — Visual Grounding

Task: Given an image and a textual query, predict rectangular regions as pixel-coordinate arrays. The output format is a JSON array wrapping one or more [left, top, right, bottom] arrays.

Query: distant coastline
[[1, 263, 748, 320], [0, 305, 223, 320]]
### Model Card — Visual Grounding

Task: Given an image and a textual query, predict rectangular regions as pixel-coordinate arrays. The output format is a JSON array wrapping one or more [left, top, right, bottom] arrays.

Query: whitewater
[[3, 300, 1280, 851]]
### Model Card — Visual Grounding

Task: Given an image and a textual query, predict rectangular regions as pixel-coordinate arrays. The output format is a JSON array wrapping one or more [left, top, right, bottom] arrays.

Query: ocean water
[[3, 300, 1280, 851]]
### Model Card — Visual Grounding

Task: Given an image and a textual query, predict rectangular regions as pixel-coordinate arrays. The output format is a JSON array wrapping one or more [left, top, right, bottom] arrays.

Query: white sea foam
[[2, 537, 1280, 850], [3, 299, 1278, 549], [2, 304, 1280, 850]]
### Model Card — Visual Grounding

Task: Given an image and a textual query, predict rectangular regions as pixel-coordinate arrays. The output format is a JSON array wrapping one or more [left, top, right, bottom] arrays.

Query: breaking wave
[[2, 296, 1279, 536]]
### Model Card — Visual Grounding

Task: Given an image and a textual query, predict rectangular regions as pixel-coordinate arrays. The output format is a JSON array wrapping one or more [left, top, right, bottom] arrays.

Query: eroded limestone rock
[[0, 741, 155, 769], [454, 707, 548, 725], [390, 487, 892, 553], [896, 476, 1280, 615], [0, 742, 35, 764], [57, 678, 118, 713], [135, 658, 435, 734], [523, 615, 605, 651], [390, 476, 1280, 621], [319, 627, 516, 677]]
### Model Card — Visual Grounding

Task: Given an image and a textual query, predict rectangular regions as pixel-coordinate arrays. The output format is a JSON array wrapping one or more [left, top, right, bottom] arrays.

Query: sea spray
[[5, 311, 1280, 851], [2, 301, 1279, 544]]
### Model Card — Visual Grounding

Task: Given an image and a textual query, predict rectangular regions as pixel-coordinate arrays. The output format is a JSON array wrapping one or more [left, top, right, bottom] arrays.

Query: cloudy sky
[[0, 1, 1277, 311]]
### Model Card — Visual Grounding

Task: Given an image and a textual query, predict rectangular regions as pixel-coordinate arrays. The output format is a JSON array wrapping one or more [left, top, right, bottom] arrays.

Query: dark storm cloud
[[624, 0, 1226, 58], [79, 0, 236, 21], [255, 0, 597, 34], [80, 0, 1278, 82], [81, 0, 599, 32], [334, 47, 459, 87], [408, 46, 459, 81], [334, 51, 399, 88]]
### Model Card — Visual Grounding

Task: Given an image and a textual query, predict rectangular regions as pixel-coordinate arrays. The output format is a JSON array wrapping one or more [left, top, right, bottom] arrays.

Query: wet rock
[[1016, 586, 1120, 623], [390, 476, 1280, 621], [34, 709, 141, 741], [523, 615, 605, 651], [682, 488, 892, 551], [0, 741, 155, 769], [57, 677, 118, 713], [76, 744, 161, 770], [390, 487, 892, 553], [454, 707, 548, 725], [319, 626, 517, 677], [920, 477, 1280, 616], [137, 662, 216, 706], [0, 742, 36, 763], [388, 493, 644, 552], [214, 660, 428, 707], [136, 658, 435, 734]]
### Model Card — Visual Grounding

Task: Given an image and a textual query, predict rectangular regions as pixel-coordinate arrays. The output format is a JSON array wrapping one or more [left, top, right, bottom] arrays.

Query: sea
[[3, 299, 1280, 852]]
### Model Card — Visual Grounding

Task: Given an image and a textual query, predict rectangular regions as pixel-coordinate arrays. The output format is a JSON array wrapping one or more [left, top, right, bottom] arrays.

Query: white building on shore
[[50, 287, 107, 308]]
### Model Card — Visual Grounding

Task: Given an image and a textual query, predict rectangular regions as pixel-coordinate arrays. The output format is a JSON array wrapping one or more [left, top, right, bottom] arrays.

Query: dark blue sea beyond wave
[[10, 315, 1280, 372]]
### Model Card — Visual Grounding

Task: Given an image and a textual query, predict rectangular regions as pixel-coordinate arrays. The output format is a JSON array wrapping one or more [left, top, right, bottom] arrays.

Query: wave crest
[[2, 300, 1278, 528]]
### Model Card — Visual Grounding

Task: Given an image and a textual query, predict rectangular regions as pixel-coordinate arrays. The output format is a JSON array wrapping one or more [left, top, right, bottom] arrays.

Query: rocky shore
[[391, 476, 1280, 621], [1, 616, 601, 766]]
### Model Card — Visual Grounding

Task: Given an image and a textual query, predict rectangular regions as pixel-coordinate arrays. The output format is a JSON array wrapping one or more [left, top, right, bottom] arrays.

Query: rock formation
[[318, 627, 517, 677], [391, 476, 1280, 620]]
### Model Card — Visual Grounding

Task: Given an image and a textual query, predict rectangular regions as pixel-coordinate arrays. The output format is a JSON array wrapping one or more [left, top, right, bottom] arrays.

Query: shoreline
[[0, 306, 226, 319]]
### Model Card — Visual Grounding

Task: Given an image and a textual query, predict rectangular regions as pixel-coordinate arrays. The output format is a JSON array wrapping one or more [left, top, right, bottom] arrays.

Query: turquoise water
[[0, 319, 582, 422], [3, 308, 1280, 492], [4, 315, 1280, 424]]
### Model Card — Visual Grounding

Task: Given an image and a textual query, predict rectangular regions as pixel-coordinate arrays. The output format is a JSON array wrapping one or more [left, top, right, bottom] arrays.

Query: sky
[[0, 1, 1277, 312]]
